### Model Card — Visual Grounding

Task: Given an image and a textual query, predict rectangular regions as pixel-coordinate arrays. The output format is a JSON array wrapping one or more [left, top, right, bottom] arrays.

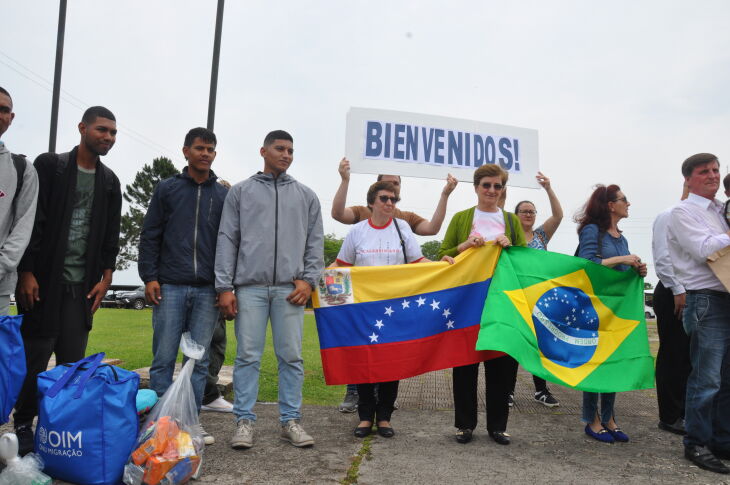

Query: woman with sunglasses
[[438, 164, 525, 446], [332, 180, 454, 438], [575, 184, 647, 443], [510, 172, 564, 408]]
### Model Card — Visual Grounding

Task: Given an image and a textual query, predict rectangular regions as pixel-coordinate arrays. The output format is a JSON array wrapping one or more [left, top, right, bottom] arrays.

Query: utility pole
[[49, 0, 67, 152], [207, 0, 225, 131]]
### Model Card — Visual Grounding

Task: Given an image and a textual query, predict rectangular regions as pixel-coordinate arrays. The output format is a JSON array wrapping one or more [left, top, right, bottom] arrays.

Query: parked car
[[116, 286, 147, 310], [644, 305, 656, 320], [101, 290, 118, 308]]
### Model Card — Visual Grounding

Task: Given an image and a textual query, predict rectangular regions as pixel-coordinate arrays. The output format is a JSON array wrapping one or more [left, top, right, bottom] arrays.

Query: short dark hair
[[724, 173, 730, 192], [81, 106, 116, 125], [366, 181, 397, 208], [263, 130, 293, 146], [184, 127, 217, 147], [377, 174, 401, 183], [0, 86, 11, 101], [681, 153, 718, 178], [473, 164, 508, 186], [515, 200, 534, 213]]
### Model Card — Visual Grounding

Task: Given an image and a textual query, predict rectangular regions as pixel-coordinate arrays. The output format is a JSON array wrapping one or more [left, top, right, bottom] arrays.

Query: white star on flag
[[430, 299, 440, 311], [401, 299, 410, 309], [446, 320, 455, 329], [416, 296, 426, 307], [369, 333, 379, 343], [384, 306, 394, 316], [374, 320, 384, 329], [442, 308, 451, 318]]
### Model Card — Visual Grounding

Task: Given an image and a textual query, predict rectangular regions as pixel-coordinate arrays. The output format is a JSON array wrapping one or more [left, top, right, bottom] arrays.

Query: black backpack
[[11, 153, 27, 208]]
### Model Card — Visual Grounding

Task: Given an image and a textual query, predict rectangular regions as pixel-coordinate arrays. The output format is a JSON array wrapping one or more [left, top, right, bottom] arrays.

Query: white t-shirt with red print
[[469, 208, 505, 241], [336, 218, 425, 267]]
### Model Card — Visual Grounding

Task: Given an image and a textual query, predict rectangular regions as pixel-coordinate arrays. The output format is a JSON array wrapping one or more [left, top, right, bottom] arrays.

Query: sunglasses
[[612, 197, 628, 203], [480, 182, 504, 190], [518, 210, 537, 215], [378, 195, 400, 204]]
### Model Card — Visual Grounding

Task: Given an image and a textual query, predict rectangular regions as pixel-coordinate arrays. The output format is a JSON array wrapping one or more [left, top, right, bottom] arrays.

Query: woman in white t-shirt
[[438, 164, 526, 446], [333, 180, 454, 439]]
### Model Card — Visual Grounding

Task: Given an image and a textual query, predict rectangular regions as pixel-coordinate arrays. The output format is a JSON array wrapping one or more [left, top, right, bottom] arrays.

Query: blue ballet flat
[[585, 424, 614, 443], [603, 424, 629, 442]]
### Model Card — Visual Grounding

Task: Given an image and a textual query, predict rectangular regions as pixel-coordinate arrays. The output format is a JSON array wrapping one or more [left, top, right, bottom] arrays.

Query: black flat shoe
[[685, 445, 730, 474], [377, 426, 395, 438], [354, 426, 372, 438], [488, 431, 511, 445], [455, 428, 473, 444], [658, 419, 686, 436]]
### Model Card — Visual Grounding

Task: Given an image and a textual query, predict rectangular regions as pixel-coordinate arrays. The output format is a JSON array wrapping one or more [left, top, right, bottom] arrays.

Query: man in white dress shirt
[[667, 153, 730, 474], [652, 184, 690, 436]]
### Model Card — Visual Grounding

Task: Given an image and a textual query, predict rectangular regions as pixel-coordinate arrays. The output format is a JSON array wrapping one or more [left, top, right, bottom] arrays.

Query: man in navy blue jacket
[[138, 127, 228, 445]]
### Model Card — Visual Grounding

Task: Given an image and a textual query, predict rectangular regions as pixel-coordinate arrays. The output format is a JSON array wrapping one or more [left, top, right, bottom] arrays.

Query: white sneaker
[[231, 419, 254, 449], [201, 396, 234, 413], [200, 425, 215, 445], [281, 420, 314, 447]]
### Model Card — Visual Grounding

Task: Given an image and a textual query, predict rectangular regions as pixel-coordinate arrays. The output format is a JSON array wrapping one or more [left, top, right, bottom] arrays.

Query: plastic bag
[[0, 433, 51, 485], [124, 333, 205, 485]]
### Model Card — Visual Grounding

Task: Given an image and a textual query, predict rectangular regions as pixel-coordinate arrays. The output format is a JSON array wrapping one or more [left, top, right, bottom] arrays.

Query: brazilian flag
[[476, 246, 654, 392]]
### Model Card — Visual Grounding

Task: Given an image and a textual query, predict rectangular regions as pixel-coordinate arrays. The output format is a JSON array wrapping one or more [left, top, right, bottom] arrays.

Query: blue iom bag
[[0, 315, 26, 424], [36, 352, 139, 485]]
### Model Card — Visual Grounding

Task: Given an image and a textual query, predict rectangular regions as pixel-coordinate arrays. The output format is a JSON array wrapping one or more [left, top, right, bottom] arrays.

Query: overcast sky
[[3, 0, 729, 285]]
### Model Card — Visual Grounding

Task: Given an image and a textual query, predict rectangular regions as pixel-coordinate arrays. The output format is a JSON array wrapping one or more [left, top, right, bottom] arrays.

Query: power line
[[0, 50, 179, 157]]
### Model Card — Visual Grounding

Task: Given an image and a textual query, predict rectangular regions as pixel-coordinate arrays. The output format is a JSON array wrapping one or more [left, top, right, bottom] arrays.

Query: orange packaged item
[[143, 456, 179, 485], [131, 438, 158, 466], [154, 417, 180, 444]]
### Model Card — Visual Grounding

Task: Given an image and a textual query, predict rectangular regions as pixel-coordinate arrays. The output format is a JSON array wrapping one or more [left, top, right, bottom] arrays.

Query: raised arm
[[414, 174, 458, 236], [331, 158, 357, 224], [536, 172, 563, 239]]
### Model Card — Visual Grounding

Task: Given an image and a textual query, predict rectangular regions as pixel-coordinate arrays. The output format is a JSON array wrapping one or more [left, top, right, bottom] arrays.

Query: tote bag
[[36, 352, 139, 485], [0, 315, 26, 424]]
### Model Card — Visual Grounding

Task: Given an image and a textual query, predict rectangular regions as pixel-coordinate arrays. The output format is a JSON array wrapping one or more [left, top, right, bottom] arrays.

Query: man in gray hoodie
[[215, 130, 324, 450], [0, 87, 38, 315]]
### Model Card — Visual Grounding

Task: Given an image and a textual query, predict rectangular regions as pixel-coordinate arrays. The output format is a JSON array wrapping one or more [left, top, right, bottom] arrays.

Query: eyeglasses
[[612, 197, 628, 203], [480, 182, 504, 190], [518, 210, 537, 215], [378, 195, 400, 204]]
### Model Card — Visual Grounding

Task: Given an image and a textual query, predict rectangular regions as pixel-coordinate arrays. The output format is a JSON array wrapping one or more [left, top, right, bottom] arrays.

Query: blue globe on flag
[[531, 286, 599, 368]]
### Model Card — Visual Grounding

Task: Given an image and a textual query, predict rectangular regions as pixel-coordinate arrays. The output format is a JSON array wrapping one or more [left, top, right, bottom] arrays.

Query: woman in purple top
[[511, 172, 564, 407]]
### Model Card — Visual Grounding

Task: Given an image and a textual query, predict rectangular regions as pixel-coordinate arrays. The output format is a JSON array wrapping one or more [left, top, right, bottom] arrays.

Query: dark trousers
[[654, 281, 691, 424], [453, 355, 518, 432], [14, 284, 90, 426], [357, 381, 399, 423], [511, 373, 548, 394], [202, 314, 227, 405]]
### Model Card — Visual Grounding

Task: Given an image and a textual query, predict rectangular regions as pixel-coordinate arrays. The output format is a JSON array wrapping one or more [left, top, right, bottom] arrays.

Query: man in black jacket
[[14, 106, 122, 455], [138, 127, 228, 445]]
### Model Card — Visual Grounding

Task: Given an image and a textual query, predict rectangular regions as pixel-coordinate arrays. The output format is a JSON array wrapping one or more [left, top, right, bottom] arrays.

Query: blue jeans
[[150, 284, 218, 412], [683, 292, 730, 449], [233, 285, 304, 424], [582, 392, 616, 424]]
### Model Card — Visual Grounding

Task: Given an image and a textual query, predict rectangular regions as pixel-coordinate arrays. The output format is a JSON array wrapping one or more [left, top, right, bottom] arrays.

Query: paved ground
[[191, 367, 724, 485]]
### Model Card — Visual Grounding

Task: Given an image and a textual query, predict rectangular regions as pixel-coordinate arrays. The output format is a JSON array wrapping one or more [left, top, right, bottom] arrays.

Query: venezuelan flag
[[313, 246, 503, 385], [476, 246, 654, 392]]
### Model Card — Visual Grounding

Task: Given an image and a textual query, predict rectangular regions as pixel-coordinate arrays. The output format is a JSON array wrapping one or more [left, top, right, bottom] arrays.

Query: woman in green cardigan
[[438, 164, 525, 446]]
